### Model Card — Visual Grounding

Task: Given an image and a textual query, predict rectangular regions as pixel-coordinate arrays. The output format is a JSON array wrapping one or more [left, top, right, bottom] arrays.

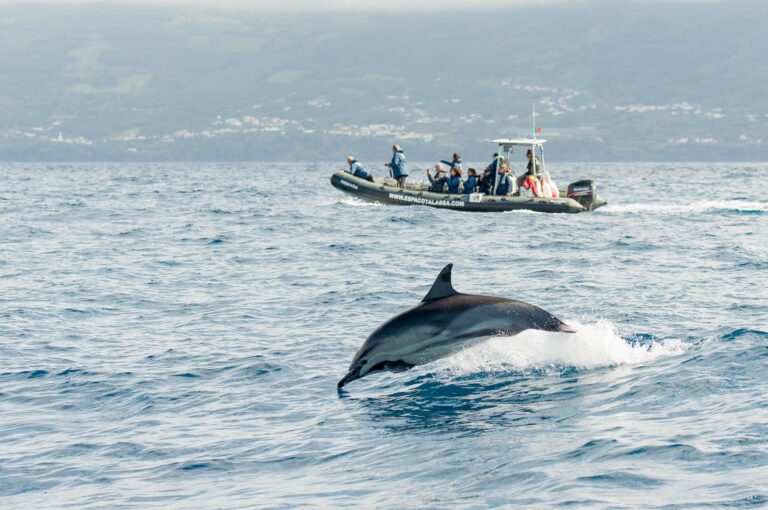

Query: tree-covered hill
[[0, 1, 765, 161]]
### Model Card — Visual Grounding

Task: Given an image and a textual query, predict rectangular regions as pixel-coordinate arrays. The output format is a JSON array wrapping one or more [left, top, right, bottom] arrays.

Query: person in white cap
[[344, 155, 374, 182]]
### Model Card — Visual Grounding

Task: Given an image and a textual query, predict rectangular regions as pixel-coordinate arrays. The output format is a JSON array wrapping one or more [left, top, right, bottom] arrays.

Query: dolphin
[[338, 263, 575, 388]]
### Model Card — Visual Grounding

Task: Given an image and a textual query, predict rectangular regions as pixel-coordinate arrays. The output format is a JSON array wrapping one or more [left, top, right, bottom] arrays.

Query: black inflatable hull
[[330, 172, 606, 213]]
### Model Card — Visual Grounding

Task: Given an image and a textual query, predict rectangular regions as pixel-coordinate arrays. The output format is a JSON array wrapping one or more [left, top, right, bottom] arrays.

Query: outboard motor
[[567, 180, 597, 210]]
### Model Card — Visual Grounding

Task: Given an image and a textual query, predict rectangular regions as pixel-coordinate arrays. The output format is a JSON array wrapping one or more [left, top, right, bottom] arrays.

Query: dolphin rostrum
[[338, 263, 575, 388]]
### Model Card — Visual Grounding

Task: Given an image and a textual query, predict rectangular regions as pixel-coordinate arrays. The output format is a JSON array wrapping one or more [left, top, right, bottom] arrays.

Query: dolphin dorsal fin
[[422, 263, 458, 303]]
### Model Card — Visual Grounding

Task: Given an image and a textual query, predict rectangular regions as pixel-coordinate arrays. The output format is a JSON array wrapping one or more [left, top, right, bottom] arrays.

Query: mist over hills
[[1, 1, 766, 161]]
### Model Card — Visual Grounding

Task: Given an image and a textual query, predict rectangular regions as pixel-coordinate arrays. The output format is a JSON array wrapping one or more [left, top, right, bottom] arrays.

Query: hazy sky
[[0, 0, 722, 10]]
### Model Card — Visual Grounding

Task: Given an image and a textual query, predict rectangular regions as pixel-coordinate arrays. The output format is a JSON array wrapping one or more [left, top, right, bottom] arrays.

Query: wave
[[601, 200, 767, 214], [440, 320, 689, 375], [721, 328, 768, 341]]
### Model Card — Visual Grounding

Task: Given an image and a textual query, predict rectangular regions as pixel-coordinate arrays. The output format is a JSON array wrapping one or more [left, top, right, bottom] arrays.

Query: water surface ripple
[[0, 162, 766, 508]]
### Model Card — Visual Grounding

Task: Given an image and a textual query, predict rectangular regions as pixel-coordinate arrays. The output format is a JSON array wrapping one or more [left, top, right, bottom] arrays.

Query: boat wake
[[319, 197, 384, 208], [501, 209, 542, 215], [440, 320, 689, 376], [601, 200, 767, 215]]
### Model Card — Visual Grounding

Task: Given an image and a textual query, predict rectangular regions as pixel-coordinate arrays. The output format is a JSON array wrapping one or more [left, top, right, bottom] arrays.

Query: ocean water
[[0, 162, 766, 509]]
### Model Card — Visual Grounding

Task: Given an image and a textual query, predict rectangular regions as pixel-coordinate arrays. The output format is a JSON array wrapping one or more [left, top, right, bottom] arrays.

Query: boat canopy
[[491, 138, 546, 146]]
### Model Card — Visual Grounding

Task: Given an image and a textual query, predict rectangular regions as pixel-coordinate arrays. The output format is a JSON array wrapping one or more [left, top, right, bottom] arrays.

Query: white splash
[[440, 320, 688, 375], [340, 198, 384, 207], [600, 200, 767, 214]]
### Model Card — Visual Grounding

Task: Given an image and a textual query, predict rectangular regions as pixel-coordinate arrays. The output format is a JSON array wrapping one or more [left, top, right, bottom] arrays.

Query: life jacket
[[549, 180, 559, 198], [540, 178, 551, 198], [496, 174, 512, 195], [523, 175, 535, 189], [391, 151, 408, 177], [538, 170, 558, 198], [523, 175, 541, 197], [350, 160, 370, 179], [447, 175, 461, 194], [464, 175, 478, 193]]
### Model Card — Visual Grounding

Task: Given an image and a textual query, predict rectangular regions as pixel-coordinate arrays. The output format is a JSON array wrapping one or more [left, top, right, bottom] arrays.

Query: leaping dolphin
[[338, 263, 575, 388]]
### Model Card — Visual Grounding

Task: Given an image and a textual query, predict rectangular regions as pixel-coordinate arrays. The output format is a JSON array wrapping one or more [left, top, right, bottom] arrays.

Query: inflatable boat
[[331, 138, 607, 214]]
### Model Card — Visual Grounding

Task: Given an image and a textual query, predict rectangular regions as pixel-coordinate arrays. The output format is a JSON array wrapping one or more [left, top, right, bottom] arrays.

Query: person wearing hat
[[385, 144, 409, 188], [345, 155, 374, 182]]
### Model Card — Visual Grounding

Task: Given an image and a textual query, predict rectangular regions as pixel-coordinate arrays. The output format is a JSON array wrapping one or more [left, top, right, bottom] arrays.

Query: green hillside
[[0, 1, 766, 161]]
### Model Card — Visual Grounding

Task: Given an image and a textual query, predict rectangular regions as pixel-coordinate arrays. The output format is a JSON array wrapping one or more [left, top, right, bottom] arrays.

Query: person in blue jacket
[[385, 144, 409, 188], [496, 165, 514, 195], [463, 168, 478, 194], [426, 163, 448, 193], [345, 155, 374, 182], [446, 167, 462, 194], [483, 152, 502, 194], [440, 153, 462, 173]]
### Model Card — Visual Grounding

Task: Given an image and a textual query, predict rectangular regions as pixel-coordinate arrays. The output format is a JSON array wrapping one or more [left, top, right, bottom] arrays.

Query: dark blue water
[[1, 162, 766, 508]]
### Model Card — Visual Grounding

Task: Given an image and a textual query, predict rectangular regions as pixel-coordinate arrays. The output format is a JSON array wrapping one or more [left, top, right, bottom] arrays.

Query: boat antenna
[[531, 104, 541, 178]]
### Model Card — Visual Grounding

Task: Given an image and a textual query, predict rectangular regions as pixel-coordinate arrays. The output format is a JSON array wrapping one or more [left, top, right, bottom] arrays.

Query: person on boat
[[426, 163, 448, 193], [385, 144, 409, 188], [496, 165, 514, 196], [480, 167, 494, 194], [440, 153, 462, 173], [484, 152, 505, 194], [463, 168, 478, 194], [345, 156, 374, 182], [446, 167, 462, 194], [517, 149, 539, 187], [521, 173, 541, 197]]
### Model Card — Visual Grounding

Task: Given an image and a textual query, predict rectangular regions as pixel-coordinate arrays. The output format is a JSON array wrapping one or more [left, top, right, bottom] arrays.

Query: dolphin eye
[[360, 360, 367, 365]]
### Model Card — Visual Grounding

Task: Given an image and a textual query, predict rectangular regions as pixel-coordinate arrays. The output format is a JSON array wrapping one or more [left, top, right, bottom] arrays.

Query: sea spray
[[441, 320, 689, 376]]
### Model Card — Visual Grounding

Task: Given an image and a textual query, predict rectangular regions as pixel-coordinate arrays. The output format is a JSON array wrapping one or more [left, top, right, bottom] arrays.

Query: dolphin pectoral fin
[[422, 263, 459, 303], [383, 360, 415, 373]]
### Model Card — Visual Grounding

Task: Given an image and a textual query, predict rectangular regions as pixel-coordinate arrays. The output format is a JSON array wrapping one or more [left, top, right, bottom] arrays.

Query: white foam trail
[[440, 320, 689, 375], [341, 198, 384, 207], [601, 200, 767, 214], [318, 198, 384, 207], [502, 209, 541, 215]]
